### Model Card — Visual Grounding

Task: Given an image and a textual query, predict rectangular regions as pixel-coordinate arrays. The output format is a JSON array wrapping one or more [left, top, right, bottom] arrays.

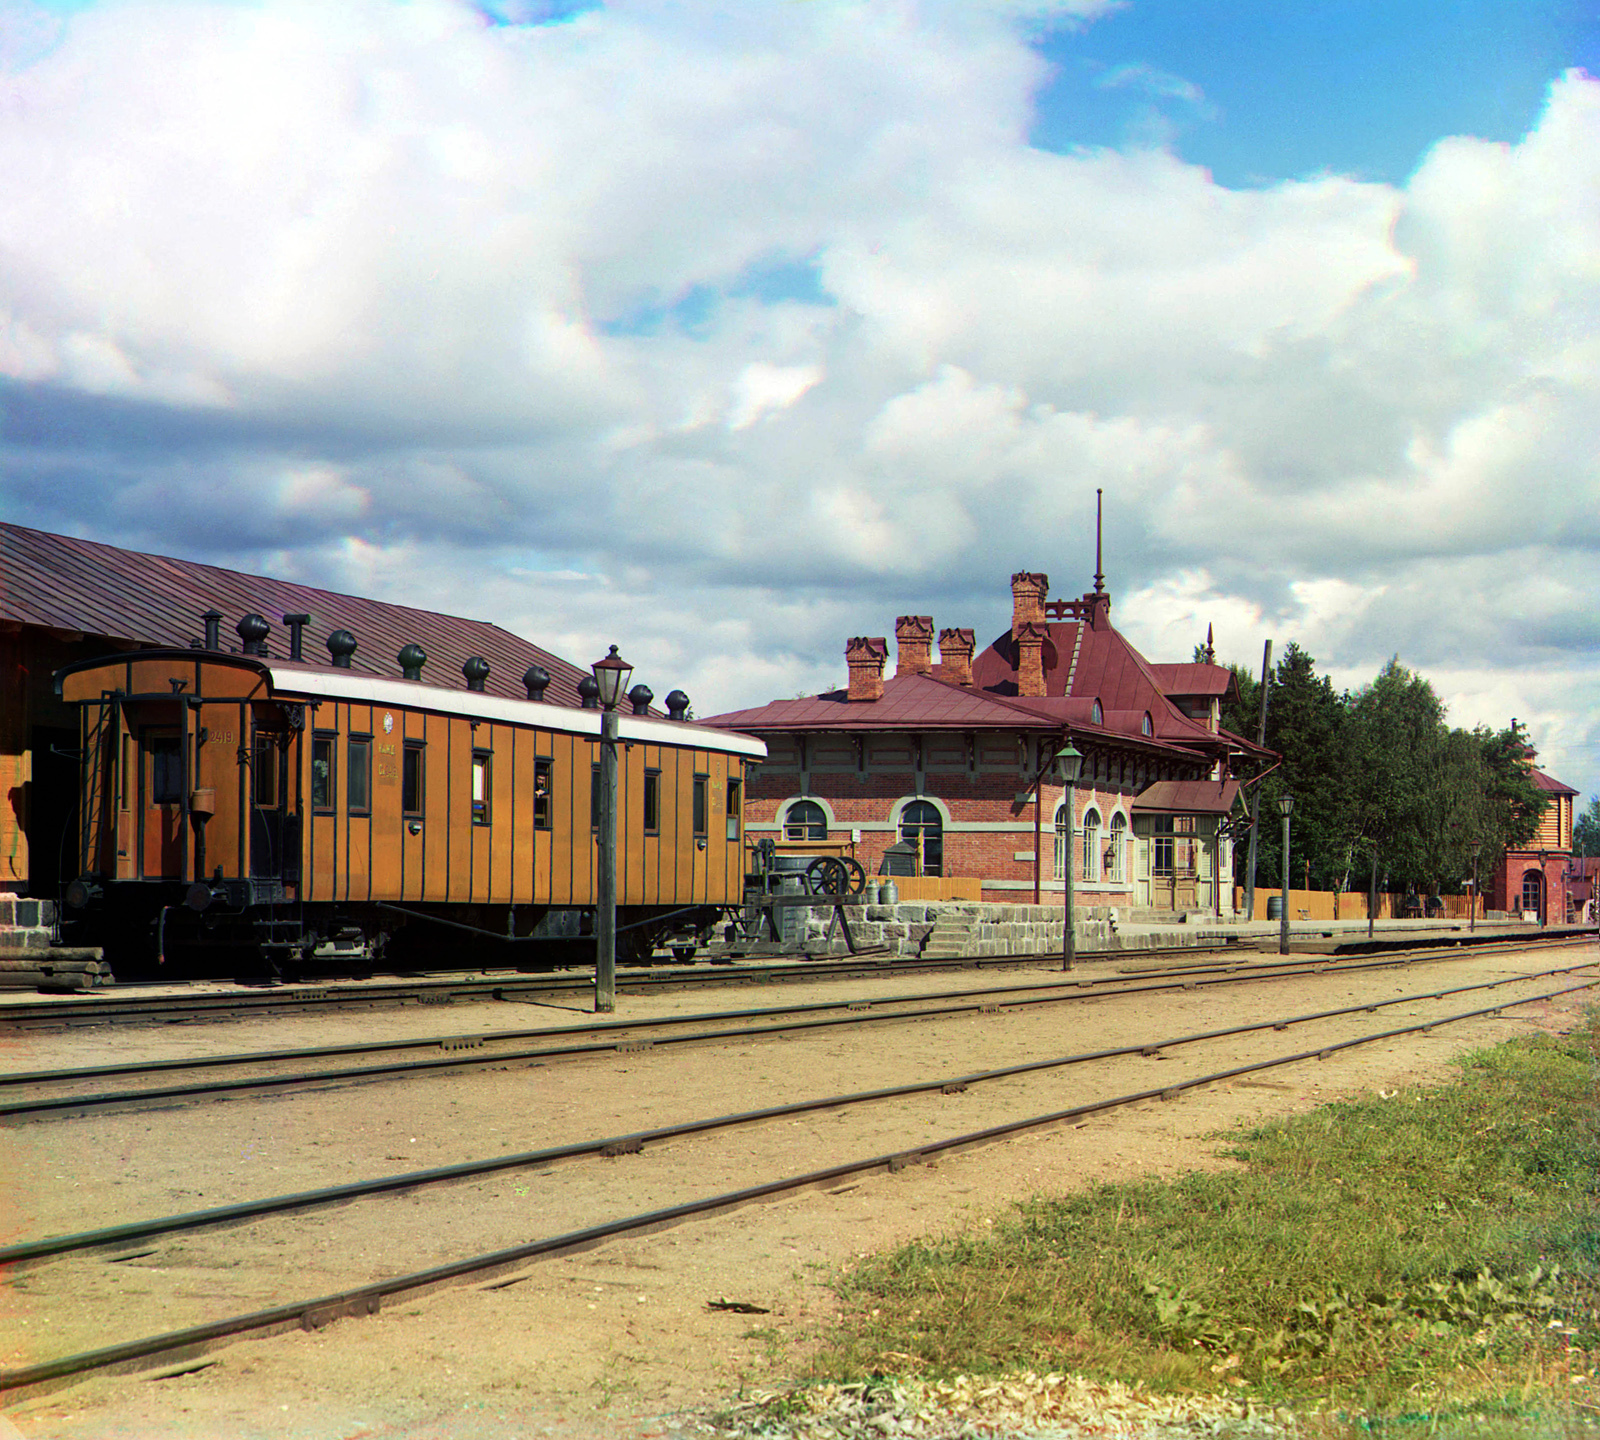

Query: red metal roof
[[705, 672, 1059, 732], [1529, 767, 1579, 796], [1132, 778, 1242, 815], [1148, 662, 1235, 698], [1, 522, 594, 708]]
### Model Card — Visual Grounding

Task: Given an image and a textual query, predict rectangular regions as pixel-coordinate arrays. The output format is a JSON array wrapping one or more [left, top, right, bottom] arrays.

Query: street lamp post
[[1469, 841, 1481, 933], [1056, 741, 1083, 972], [1538, 848, 1548, 928], [1278, 795, 1295, 955], [592, 644, 633, 1013]]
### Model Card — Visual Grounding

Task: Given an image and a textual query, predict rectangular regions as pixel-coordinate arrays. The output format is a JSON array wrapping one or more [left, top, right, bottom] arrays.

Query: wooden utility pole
[[1243, 640, 1272, 920]]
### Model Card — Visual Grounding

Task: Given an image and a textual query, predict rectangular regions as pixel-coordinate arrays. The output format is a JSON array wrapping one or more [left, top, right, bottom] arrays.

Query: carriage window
[[312, 735, 335, 810], [533, 758, 552, 830], [347, 737, 371, 814], [693, 775, 708, 837], [252, 733, 278, 807], [643, 770, 660, 834], [784, 799, 826, 841], [120, 734, 131, 810], [726, 778, 741, 842], [402, 743, 424, 816], [150, 737, 183, 804], [471, 751, 491, 825]]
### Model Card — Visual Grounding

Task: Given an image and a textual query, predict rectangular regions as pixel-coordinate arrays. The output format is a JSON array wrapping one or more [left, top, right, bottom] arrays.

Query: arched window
[[1091, 698, 1103, 725], [1521, 868, 1544, 918], [1081, 807, 1101, 882], [1053, 806, 1071, 881], [900, 800, 943, 877], [1141, 712, 1153, 737], [783, 799, 827, 841], [1106, 813, 1127, 883]]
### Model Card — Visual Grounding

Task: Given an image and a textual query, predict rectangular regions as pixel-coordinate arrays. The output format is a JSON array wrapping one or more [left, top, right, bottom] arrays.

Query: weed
[[813, 1015, 1600, 1426]]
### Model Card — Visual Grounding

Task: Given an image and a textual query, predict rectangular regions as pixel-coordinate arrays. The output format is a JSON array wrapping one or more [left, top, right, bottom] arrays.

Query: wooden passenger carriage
[[54, 648, 764, 969]]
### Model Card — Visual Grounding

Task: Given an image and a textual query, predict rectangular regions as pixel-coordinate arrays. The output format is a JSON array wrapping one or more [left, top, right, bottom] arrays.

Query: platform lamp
[[1278, 794, 1295, 955], [1469, 840, 1481, 933], [592, 645, 633, 1013], [1055, 740, 1084, 972]]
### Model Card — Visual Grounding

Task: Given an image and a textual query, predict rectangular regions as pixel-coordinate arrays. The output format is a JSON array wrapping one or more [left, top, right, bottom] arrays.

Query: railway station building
[[1486, 746, 1580, 924], [703, 570, 1272, 917], [0, 522, 594, 904]]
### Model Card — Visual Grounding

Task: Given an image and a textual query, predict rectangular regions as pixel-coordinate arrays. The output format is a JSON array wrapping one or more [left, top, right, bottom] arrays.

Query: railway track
[[0, 926, 1585, 1032], [3, 957, 1594, 1399], [3, 939, 1592, 1120]]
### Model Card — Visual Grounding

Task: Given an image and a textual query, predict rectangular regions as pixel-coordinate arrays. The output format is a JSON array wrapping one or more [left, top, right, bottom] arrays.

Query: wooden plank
[[550, 732, 573, 906], [511, 726, 535, 905], [370, 707, 402, 900], [447, 716, 472, 904], [423, 711, 449, 903]]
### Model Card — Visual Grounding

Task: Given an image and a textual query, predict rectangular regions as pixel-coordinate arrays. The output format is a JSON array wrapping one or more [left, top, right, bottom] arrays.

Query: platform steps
[[919, 912, 978, 960]]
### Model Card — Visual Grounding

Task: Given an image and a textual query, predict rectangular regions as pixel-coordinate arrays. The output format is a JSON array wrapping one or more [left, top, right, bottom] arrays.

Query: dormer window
[[1141, 712, 1153, 737], [1091, 699, 1103, 725]]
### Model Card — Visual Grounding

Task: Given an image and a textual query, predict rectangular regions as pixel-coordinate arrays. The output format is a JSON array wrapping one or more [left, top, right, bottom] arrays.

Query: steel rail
[[3, 972, 1595, 1399], [7, 938, 1581, 1091], [4, 963, 1593, 1269], [4, 947, 1591, 1121], [1, 930, 1584, 1031]]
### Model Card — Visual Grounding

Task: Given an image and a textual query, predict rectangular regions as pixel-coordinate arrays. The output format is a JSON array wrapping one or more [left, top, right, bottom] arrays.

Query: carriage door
[[249, 719, 291, 879], [139, 727, 186, 880]]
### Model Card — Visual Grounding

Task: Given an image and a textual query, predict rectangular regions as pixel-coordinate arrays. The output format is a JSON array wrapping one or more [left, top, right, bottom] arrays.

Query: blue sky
[[1032, 1, 1599, 186], [1, 0, 1598, 802]]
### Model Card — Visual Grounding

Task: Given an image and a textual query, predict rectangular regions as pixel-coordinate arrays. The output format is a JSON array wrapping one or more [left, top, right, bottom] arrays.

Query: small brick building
[[704, 571, 1270, 915], [1487, 747, 1579, 923]]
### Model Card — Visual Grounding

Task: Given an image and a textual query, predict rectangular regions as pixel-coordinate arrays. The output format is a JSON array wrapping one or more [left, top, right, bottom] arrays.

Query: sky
[[1, 0, 1598, 804]]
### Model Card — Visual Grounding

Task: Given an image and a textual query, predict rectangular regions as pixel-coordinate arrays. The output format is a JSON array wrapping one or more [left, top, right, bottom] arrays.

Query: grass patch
[[815, 1015, 1600, 1425]]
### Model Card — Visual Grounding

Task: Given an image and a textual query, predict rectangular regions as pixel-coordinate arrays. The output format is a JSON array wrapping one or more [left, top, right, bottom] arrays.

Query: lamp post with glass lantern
[[1056, 741, 1083, 971], [592, 644, 632, 1013], [1278, 795, 1295, 955]]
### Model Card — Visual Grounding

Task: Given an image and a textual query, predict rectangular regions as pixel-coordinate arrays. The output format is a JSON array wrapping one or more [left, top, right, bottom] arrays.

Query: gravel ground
[[1, 941, 1594, 1439]]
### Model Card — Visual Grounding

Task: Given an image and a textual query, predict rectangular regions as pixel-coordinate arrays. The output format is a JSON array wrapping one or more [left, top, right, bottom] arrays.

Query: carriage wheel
[[805, 857, 848, 895], [842, 857, 867, 897]]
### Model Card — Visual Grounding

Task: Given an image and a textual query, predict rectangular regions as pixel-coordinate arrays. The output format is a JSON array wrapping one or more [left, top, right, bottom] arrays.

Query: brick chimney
[[845, 636, 888, 702], [937, 627, 975, 687], [1011, 572, 1049, 635], [894, 615, 934, 677], [1015, 622, 1047, 697]]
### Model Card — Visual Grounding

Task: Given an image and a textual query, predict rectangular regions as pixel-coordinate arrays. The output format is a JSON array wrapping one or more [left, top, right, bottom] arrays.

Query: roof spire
[[1093, 488, 1105, 595], [1204, 623, 1215, 664]]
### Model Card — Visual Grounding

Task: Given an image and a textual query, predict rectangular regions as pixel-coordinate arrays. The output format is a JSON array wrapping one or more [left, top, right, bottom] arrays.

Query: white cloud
[[1, 4, 1597, 798]]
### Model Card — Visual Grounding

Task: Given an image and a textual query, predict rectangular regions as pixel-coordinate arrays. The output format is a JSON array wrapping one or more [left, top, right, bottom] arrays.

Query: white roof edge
[[263, 666, 766, 760]]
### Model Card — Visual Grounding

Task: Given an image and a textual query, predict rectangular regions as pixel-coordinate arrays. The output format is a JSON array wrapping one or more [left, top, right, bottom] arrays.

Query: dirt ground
[[1, 941, 1595, 1439]]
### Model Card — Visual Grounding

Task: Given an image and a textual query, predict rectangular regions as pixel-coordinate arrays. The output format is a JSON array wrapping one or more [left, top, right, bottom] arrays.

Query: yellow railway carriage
[[54, 647, 763, 971]]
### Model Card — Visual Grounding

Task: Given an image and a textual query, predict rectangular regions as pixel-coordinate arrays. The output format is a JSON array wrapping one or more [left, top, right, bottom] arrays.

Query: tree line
[[1218, 644, 1546, 899]]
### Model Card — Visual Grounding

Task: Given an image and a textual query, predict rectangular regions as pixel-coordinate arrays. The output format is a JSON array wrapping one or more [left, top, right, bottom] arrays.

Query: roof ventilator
[[522, 665, 550, 702], [201, 609, 223, 651], [463, 656, 490, 692], [398, 644, 427, 681], [577, 675, 600, 709], [236, 613, 270, 657], [282, 613, 311, 661], [326, 630, 358, 669], [628, 683, 653, 716], [665, 689, 690, 721]]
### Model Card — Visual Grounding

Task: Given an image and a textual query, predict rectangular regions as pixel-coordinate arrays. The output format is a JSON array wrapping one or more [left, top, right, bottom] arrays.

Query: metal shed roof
[[1, 522, 603, 709]]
